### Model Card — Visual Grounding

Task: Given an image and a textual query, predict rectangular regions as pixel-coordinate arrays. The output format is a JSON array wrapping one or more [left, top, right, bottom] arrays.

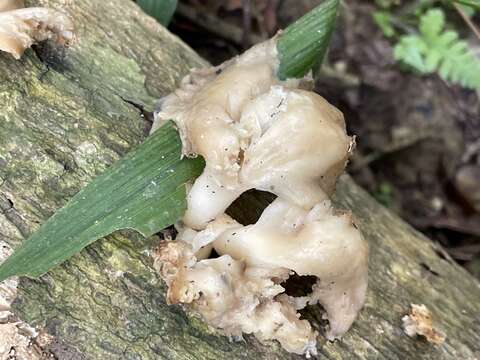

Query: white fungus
[[152, 38, 368, 356], [154, 240, 318, 356], [180, 86, 352, 230], [213, 199, 368, 339], [0, 0, 74, 59], [402, 304, 446, 345]]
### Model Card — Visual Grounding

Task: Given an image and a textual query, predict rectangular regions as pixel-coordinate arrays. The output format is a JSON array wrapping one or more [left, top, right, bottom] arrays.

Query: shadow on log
[[0, 0, 479, 359]]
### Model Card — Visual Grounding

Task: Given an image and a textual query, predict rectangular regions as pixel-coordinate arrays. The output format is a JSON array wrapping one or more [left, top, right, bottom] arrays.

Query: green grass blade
[[0, 122, 204, 281], [136, 0, 178, 26], [277, 0, 340, 80]]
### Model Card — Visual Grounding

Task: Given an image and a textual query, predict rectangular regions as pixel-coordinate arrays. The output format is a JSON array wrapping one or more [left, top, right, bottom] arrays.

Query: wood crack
[[0, 194, 29, 238]]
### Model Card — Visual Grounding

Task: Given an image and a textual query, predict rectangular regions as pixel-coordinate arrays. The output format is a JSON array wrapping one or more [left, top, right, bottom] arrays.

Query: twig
[[319, 64, 360, 87], [242, 0, 252, 49], [350, 131, 431, 171], [453, 2, 480, 41], [176, 2, 263, 46]]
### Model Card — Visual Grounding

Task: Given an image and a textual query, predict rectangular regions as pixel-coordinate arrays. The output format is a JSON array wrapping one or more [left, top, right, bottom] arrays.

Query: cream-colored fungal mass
[[402, 304, 446, 345], [213, 199, 368, 339], [0, 0, 74, 59], [155, 48, 352, 229], [181, 86, 352, 229], [152, 38, 368, 356], [154, 241, 318, 356]]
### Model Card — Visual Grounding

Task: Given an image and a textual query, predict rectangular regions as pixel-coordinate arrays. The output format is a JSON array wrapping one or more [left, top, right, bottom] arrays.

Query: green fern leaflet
[[394, 8, 480, 89]]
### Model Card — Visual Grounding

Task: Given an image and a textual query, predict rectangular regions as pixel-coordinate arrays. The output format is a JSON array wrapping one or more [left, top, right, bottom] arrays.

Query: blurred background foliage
[[135, 0, 480, 279], [135, 0, 177, 25]]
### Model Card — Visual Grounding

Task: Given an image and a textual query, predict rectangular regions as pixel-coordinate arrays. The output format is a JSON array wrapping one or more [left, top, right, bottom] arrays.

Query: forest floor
[[169, 0, 480, 278]]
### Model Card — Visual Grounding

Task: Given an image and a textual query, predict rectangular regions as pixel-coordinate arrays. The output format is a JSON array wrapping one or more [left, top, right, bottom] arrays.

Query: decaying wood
[[0, 0, 479, 359]]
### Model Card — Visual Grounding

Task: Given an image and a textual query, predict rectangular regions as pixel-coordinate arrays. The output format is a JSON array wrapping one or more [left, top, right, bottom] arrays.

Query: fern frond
[[394, 8, 480, 89]]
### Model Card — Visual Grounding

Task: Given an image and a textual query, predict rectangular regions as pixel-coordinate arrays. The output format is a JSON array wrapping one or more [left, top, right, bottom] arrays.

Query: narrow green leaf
[[0, 122, 204, 281], [277, 0, 339, 80], [137, 0, 178, 26]]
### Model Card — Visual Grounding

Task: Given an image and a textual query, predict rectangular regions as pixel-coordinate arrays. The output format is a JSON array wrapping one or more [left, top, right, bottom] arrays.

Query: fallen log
[[0, 0, 479, 359]]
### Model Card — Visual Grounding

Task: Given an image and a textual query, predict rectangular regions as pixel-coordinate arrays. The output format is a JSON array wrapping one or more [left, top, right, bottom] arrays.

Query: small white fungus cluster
[[0, 0, 74, 59]]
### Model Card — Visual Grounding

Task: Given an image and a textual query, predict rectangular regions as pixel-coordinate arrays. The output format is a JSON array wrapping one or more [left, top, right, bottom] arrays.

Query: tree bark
[[0, 0, 479, 359]]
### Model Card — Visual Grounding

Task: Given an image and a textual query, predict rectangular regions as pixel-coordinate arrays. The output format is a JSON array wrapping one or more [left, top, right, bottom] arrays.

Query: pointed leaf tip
[[277, 0, 340, 80]]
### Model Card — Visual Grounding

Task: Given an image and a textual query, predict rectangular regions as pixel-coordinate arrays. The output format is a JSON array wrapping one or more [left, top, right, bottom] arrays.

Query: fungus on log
[[152, 37, 366, 355], [0, 0, 479, 359]]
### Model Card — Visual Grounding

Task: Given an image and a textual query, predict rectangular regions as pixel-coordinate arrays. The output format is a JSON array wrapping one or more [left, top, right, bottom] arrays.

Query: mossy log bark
[[0, 0, 479, 359]]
